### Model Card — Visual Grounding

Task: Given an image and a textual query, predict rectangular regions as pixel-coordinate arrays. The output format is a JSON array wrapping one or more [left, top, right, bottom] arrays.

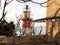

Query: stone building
[[47, 0, 60, 43]]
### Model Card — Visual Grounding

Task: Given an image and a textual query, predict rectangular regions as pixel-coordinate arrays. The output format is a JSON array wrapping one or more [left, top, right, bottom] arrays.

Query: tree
[[0, 20, 15, 37], [39, 26, 42, 34], [0, 0, 15, 37], [32, 22, 35, 35], [0, 0, 13, 21], [15, 13, 22, 36]]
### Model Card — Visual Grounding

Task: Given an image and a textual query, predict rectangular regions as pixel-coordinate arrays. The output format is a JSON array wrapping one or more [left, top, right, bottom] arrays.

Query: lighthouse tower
[[22, 5, 32, 35]]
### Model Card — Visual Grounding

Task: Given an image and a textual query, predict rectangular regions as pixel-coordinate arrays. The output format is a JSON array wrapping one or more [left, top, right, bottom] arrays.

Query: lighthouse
[[22, 5, 32, 35]]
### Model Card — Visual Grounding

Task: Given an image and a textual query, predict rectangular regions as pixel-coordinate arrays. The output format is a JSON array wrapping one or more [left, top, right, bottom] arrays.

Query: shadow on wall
[[54, 31, 60, 44]]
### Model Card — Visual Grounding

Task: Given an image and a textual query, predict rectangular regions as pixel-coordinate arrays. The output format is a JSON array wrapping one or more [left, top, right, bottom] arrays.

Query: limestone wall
[[0, 36, 8, 43], [47, 0, 60, 43], [47, 0, 60, 17], [0, 35, 47, 44]]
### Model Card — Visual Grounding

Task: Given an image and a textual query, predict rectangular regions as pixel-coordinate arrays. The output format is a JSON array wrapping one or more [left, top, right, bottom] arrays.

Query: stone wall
[[0, 35, 58, 45], [0, 35, 51, 44], [47, 0, 60, 43]]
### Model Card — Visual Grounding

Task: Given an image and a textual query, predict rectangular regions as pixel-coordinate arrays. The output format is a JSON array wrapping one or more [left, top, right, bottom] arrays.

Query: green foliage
[[0, 20, 15, 37]]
